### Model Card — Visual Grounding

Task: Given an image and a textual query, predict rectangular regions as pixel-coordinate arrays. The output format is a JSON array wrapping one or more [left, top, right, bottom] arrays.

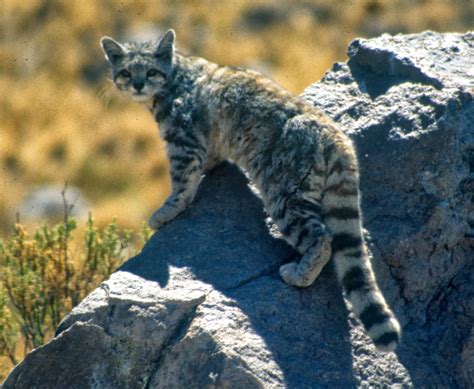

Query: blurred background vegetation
[[0, 0, 473, 234], [0, 0, 472, 380]]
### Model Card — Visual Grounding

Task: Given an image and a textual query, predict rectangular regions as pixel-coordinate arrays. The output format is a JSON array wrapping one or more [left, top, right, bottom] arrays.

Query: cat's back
[[206, 64, 299, 111], [180, 55, 344, 159], [176, 54, 331, 130]]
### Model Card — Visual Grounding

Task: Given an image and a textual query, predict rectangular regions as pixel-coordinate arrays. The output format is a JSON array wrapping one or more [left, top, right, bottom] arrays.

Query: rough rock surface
[[302, 30, 473, 388], [3, 31, 473, 388]]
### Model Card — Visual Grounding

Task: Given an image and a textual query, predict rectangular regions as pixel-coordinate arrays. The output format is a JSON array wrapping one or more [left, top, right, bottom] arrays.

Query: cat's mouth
[[131, 92, 151, 102]]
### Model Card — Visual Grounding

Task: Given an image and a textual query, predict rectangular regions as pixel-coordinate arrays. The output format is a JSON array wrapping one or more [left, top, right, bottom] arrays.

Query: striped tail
[[322, 138, 401, 351]]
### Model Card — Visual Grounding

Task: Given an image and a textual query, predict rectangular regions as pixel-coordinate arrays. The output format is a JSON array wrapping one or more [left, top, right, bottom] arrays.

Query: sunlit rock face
[[303, 30, 474, 388]]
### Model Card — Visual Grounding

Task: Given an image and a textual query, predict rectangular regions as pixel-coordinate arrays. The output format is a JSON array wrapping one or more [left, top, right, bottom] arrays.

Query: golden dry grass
[[0, 0, 471, 235]]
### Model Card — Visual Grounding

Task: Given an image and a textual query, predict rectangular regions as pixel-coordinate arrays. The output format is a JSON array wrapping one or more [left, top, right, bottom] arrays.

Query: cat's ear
[[100, 37, 127, 64], [155, 29, 175, 62]]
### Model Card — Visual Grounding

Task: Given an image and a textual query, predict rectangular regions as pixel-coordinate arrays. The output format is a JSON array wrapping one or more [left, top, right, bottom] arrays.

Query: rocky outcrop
[[3, 31, 473, 388], [302, 30, 473, 387]]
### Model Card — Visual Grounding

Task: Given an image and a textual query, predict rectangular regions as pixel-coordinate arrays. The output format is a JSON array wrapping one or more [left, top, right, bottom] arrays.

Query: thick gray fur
[[100, 29, 401, 351]]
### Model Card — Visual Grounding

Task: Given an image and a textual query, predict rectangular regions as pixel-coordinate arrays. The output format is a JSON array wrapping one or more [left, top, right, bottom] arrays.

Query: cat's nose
[[133, 81, 145, 91]]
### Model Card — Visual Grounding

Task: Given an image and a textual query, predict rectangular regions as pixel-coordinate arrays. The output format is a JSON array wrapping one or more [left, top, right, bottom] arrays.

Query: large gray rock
[[3, 163, 411, 388], [3, 31, 473, 388], [302, 30, 473, 388]]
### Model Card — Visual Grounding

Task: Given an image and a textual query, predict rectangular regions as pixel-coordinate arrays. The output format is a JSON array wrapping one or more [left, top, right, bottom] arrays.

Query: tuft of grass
[[0, 207, 152, 380]]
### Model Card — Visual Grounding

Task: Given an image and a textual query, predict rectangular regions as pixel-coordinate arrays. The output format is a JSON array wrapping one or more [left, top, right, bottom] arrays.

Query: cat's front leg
[[149, 140, 206, 230]]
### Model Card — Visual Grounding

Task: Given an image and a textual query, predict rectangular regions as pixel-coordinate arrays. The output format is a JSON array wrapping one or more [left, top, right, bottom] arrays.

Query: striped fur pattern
[[101, 30, 401, 351]]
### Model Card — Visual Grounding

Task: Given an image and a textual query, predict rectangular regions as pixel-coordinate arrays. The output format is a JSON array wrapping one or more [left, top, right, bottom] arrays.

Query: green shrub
[[0, 212, 151, 377]]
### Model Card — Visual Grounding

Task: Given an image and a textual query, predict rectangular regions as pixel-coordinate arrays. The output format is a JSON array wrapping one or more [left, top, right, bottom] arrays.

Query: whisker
[[97, 84, 115, 109]]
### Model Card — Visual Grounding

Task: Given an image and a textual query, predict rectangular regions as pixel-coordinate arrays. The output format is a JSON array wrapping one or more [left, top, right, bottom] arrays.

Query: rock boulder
[[3, 31, 473, 388]]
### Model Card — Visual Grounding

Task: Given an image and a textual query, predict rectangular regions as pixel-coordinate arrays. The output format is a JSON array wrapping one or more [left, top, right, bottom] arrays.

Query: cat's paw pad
[[279, 262, 313, 288]]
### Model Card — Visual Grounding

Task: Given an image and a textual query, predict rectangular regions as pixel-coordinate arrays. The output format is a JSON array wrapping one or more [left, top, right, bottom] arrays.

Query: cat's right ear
[[100, 37, 126, 65]]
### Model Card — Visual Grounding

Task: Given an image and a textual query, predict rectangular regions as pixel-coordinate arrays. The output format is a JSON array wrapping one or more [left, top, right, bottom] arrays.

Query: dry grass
[[1, 0, 471, 235]]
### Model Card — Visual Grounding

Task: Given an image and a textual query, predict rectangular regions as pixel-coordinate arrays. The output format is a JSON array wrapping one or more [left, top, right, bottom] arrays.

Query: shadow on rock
[[120, 163, 402, 388]]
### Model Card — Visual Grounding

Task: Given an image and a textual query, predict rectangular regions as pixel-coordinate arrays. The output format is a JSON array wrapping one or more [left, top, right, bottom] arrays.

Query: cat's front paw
[[279, 262, 313, 288], [149, 214, 164, 230], [148, 209, 170, 230], [148, 203, 184, 230]]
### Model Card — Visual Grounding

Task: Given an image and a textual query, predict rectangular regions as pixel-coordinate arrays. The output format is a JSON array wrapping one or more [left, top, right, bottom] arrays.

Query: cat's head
[[100, 29, 175, 103]]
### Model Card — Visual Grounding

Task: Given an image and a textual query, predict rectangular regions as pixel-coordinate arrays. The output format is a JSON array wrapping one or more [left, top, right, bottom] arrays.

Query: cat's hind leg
[[276, 196, 333, 288], [279, 233, 332, 288]]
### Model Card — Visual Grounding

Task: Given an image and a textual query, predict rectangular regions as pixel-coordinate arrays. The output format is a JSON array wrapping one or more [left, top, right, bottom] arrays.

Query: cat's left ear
[[155, 29, 175, 62], [100, 37, 127, 65]]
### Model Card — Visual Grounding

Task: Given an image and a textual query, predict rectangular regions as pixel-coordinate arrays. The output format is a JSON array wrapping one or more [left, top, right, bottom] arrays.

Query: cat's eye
[[119, 69, 131, 78], [147, 69, 160, 77]]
